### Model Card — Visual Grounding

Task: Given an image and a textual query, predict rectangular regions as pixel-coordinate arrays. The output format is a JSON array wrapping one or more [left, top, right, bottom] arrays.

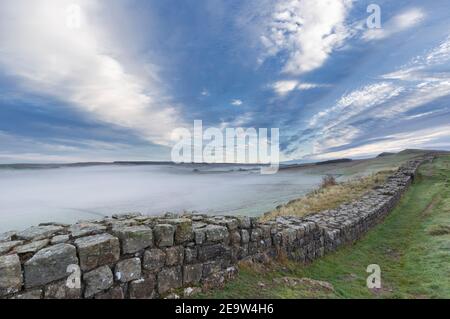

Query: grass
[[262, 170, 392, 222], [197, 155, 450, 299]]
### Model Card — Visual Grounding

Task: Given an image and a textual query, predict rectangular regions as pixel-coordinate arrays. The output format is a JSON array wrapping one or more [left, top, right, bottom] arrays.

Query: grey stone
[[44, 280, 81, 299], [157, 266, 182, 294], [15, 239, 49, 254], [24, 244, 78, 288], [165, 246, 184, 266], [94, 286, 124, 299], [153, 224, 175, 247], [164, 218, 194, 244], [198, 244, 227, 261], [0, 254, 23, 296], [0, 231, 16, 242], [114, 258, 141, 283], [112, 212, 142, 219], [237, 216, 251, 229], [241, 229, 250, 244], [74, 233, 120, 271], [194, 228, 206, 245], [83, 265, 113, 298], [11, 289, 42, 299], [184, 247, 198, 264], [0, 240, 23, 254], [202, 260, 223, 277], [208, 217, 239, 230], [17, 225, 64, 241], [183, 264, 203, 285], [51, 235, 70, 245], [205, 225, 228, 243], [250, 229, 262, 242], [113, 225, 153, 254], [143, 249, 166, 271], [69, 222, 106, 238], [230, 231, 241, 244], [39, 222, 70, 227], [129, 277, 156, 299]]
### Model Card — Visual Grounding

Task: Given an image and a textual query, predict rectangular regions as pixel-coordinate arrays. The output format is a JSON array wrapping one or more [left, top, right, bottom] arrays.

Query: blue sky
[[0, 0, 449, 163]]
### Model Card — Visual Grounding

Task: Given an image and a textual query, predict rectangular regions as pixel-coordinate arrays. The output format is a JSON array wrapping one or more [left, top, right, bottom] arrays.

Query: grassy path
[[199, 155, 450, 299]]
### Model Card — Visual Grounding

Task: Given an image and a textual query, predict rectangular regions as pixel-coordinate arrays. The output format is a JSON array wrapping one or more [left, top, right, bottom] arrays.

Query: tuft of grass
[[261, 170, 393, 222], [428, 224, 450, 236]]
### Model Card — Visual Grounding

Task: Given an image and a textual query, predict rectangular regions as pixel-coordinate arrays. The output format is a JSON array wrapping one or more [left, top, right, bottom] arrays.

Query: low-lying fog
[[0, 165, 326, 232]]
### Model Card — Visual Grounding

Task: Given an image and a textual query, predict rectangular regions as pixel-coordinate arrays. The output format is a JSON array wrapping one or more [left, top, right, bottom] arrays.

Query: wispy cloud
[[315, 124, 450, 159], [272, 80, 328, 96], [363, 7, 425, 41], [0, 0, 186, 146]]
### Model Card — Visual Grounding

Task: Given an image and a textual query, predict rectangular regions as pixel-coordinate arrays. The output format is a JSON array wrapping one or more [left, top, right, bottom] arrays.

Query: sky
[[0, 0, 449, 163]]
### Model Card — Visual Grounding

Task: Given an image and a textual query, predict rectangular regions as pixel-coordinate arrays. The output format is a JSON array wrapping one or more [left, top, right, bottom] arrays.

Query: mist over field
[[0, 165, 324, 232]]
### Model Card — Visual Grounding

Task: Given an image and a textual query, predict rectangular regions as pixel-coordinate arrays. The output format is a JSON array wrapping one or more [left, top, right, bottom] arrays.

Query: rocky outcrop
[[0, 156, 433, 299]]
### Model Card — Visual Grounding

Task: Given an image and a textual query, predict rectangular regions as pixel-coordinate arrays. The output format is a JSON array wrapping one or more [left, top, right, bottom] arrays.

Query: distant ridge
[[314, 158, 352, 165]]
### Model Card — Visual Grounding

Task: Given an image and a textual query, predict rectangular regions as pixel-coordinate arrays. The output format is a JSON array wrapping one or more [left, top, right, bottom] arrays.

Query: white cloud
[[261, 0, 353, 75], [0, 0, 186, 146], [315, 125, 450, 159], [309, 82, 404, 128], [363, 8, 425, 41], [231, 99, 243, 106], [201, 89, 209, 96], [272, 80, 328, 96]]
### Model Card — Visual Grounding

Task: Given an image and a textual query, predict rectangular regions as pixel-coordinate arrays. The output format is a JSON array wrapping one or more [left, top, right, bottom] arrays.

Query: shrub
[[321, 175, 337, 188]]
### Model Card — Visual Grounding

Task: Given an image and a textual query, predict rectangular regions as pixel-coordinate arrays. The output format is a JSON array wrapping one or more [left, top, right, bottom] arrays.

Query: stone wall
[[0, 156, 433, 299]]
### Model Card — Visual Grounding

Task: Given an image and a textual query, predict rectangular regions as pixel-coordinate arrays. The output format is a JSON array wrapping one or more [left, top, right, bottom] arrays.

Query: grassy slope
[[199, 155, 450, 299], [262, 170, 392, 221]]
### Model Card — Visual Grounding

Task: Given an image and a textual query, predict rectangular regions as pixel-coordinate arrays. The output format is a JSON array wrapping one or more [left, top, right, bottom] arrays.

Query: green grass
[[197, 155, 450, 299]]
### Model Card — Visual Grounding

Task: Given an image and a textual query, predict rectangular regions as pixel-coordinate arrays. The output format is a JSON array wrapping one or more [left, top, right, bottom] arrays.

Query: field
[[198, 154, 450, 299]]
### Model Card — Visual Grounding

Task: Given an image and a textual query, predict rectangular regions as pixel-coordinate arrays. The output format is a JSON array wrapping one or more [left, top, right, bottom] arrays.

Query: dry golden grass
[[261, 170, 393, 222]]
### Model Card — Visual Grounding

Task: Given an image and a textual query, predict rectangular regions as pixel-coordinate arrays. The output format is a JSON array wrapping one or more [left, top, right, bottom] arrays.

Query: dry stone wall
[[0, 156, 433, 299]]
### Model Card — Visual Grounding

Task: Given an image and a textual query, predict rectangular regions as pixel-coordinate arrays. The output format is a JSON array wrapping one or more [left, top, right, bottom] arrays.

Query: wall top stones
[[0, 155, 434, 299]]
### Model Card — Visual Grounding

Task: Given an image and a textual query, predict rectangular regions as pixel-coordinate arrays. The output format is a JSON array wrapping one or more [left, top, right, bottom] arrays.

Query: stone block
[[183, 264, 203, 285], [83, 265, 113, 298], [164, 218, 194, 244], [153, 224, 175, 247], [143, 249, 166, 271], [15, 239, 49, 254], [51, 235, 70, 245], [0, 241, 23, 255], [129, 276, 156, 299], [0, 254, 23, 296], [184, 247, 198, 264], [165, 246, 184, 266], [24, 244, 78, 288], [157, 266, 182, 294], [113, 226, 153, 254], [16, 225, 64, 241], [75, 234, 120, 271], [205, 225, 228, 243], [198, 244, 227, 262], [114, 258, 141, 283], [69, 223, 106, 238]]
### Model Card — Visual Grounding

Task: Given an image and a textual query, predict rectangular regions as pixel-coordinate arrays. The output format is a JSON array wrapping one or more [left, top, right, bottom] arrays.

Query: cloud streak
[[0, 0, 186, 146]]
